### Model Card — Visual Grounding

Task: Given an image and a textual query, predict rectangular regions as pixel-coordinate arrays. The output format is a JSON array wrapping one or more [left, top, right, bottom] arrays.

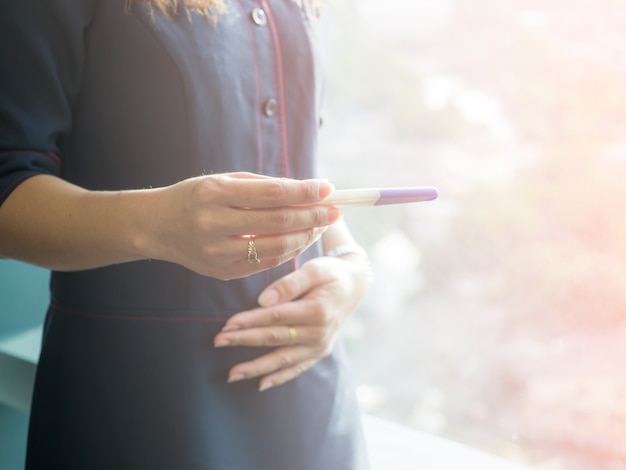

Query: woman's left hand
[[213, 254, 370, 391]]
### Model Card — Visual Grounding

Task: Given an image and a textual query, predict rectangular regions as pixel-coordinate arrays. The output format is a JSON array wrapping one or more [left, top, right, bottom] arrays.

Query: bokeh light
[[319, 1, 626, 468]]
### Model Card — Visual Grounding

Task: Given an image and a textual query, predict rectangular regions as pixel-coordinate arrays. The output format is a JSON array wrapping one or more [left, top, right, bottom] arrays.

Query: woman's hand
[[0, 173, 338, 274], [137, 173, 340, 279], [213, 253, 371, 391]]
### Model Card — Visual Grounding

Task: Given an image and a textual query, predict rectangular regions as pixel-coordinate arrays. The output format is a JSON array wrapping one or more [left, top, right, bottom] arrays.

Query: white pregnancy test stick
[[323, 187, 439, 208]]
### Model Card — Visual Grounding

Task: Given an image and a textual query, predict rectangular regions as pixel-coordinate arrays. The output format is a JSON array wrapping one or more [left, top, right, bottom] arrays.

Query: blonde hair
[[140, 0, 228, 20], [139, 0, 329, 21]]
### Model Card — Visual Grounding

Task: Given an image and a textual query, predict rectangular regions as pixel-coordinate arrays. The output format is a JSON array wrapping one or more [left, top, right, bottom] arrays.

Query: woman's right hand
[[138, 173, 339, 280], [0, 173, 338, 276]]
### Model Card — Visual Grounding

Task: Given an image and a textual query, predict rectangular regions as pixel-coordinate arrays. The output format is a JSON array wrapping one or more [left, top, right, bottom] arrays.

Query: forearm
[[0, 173, 338, 278], [0, 174, 154, 271]]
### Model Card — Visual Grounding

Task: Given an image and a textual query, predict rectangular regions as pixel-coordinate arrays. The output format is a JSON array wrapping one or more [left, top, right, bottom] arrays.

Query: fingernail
[[319, 182, 335, 199], [221, 324, 240, 332], [259, 381, 274, 392], [228, 374, 246, 383], [327, 207, 342, 223], [214, 338, 231, 348], [258, 288, 279, 307]]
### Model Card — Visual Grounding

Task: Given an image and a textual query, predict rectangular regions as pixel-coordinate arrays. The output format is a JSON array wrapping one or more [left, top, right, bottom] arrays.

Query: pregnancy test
[[323, 186, 439, 208]]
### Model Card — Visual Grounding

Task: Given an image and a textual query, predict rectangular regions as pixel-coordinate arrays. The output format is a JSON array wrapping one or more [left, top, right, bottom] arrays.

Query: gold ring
[[246, 238, 260, 264], [288, 326, 297, 345]]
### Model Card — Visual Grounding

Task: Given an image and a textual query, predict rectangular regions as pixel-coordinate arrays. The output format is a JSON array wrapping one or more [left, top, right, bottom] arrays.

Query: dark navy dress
[[0, 0, 369, 468]]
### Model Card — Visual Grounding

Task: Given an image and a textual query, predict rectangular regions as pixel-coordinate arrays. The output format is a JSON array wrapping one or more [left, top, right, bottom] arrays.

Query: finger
[[230, 205, 341, 236], [215, 324, 325, 348], [258, 359, 318, 392], [228, 228, 324, 263], [258, 259, 331, 307], [222, 296, 317, 332], [226, 345, 319, 384], [221, 263, 331, 329], [211, 175, 334, 208], [215, 228, 326, 281]]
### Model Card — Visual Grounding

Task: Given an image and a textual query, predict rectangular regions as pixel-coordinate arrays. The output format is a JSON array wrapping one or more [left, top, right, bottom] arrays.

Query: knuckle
[[295, 360, 315, 376], [309, 328, 326, 343], [278, 354, 294, 369], [190, 178, 209, 199], [279, 276, 298, 297], [310, 206, 325, 227], [264, 181, 286, 203], [310, 305, 331, 325], [303, 182, 319, 201], [305, 228, 318, 247], [195, 212, 224, 237], [263, 329, 281, 346], [304, 262, 324, 280], [269, 210, 293, 231], [270, 309, 282, 324], [195, 176, 221, 202]]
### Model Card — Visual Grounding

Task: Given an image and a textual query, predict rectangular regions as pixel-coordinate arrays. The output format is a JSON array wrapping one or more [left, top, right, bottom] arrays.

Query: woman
[[0, 0, 371, 468]]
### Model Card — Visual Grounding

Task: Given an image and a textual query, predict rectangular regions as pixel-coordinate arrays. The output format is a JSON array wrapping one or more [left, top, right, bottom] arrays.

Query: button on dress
[[0, 0, 369, 468]]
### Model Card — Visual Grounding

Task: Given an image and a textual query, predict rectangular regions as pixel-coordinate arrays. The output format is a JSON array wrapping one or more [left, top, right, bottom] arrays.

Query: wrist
[[324, 243, 368, 260], [116, 186, 166, 262], [325, 243, 373, 284]]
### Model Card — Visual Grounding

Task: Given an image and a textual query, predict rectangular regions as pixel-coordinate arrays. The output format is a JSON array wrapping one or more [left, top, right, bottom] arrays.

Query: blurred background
[[317, 1, 626, 469]]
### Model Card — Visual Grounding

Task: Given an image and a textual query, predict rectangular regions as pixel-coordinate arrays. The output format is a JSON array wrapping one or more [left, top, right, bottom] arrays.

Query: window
[[320, 1, 626, 468]]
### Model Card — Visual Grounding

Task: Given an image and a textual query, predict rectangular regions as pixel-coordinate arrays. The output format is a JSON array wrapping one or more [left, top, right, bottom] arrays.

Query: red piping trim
[[255, 1, 281, 175], [51, 302, 228, 323], [0, 150, 61, 166], [47, 151, 61, 164], [260, 0, 290, 177], [235, 0, 265, 174]]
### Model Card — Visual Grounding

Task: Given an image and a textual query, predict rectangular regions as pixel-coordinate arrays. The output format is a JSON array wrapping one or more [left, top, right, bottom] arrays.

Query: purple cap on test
[[375, 187, 439, 205]]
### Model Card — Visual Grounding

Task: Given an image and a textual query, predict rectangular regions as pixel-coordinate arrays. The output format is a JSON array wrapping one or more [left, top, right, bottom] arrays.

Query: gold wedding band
[[288, 326, 297, 345], [246, 238, 260, 264]]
